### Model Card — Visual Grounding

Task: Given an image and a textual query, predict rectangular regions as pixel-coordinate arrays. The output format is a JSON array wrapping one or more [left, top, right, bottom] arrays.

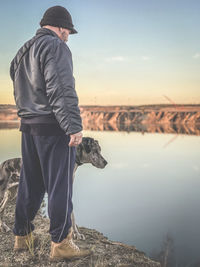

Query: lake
[[0, 124, 200, 266]]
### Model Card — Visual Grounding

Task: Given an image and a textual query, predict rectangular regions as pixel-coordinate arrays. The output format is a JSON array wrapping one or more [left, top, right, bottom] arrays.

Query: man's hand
[[69, 131, 83, 147]]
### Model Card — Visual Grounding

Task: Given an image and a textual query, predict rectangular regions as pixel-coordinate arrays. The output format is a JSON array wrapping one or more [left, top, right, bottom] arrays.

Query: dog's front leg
[[7, 182, 19, 190], [71, 211, 85, 240], [8, 182, 19, 200], [0, 182, 18, 213], [0, 191, 10, 213], [0, 220, 11, 232]]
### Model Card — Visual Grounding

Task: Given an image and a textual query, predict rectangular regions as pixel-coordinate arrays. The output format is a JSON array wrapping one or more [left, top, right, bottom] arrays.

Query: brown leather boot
[[14, 232, 35, 251], [50, 229, 92, 261]]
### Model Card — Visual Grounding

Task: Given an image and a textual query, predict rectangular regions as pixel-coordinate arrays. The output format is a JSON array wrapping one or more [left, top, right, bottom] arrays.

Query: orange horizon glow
[[1, 78, 200, 106]]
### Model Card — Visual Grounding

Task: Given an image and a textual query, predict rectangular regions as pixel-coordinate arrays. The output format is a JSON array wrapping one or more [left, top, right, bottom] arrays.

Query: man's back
[[10, 27, 82, 136]]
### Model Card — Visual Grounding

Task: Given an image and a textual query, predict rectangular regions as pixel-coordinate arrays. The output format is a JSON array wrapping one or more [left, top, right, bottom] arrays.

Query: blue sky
[[0, 0, 200, 105]]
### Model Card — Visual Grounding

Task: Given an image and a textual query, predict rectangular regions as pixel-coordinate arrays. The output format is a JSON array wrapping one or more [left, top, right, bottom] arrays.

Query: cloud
[[141, 56, 150, 61], [193, 53, 200, 59], [105, 56, 126, 62], [105, 55, 152, 62]]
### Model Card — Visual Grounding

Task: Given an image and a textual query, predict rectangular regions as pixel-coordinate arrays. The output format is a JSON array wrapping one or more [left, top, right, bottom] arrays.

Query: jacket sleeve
[[10, 59, 15, 81], [42, 39, 82, 135]]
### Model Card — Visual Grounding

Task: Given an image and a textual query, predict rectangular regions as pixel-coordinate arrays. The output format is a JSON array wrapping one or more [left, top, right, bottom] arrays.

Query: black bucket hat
[[40, 6, 78, 34]]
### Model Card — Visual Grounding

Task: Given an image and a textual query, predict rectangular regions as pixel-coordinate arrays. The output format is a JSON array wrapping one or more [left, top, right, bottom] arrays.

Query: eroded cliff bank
[[1, 104, 200, 135], [0, 199, 160, 267], [80, 105, 200, 127], [1, 104, 200, 125]]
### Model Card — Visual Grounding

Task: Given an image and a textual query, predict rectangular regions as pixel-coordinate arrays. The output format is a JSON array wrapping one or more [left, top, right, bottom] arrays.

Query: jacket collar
[[36, 27, 60, 39]]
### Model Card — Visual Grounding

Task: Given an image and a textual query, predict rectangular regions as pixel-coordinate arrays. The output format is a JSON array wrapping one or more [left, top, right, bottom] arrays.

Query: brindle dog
[[0, 137, 107, 239]]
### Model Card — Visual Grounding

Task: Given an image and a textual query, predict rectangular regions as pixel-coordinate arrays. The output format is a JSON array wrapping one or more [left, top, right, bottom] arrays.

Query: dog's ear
[[76, 143, 84, 165], [82, 138, 92, 153], [84, 143, 91, 153], [76, 143, 83, 155]]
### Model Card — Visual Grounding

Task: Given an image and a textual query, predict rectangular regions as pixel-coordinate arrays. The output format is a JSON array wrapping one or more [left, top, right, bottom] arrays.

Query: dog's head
[[76, 137, 107, 169]]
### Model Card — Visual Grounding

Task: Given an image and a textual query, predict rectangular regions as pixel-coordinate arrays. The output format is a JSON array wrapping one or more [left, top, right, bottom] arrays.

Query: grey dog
[[0, 137, 107, 239]]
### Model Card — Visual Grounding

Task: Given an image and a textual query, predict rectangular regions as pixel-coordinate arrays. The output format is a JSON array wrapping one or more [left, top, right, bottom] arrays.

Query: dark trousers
[[13, 132, 76, 243]]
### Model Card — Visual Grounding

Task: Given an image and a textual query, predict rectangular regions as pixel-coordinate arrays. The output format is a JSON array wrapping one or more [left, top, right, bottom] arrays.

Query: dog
[[0, 137, 107, 239]]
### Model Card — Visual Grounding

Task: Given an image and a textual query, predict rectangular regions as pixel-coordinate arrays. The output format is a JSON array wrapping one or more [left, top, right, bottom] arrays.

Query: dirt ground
[[0, 199, 161, 267]]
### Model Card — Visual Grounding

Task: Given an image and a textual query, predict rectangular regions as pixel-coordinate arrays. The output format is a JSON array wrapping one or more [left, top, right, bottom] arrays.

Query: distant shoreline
[[0, 104, 200, 135], [79, 105, 200, 135], [1, 103, 200, 109]]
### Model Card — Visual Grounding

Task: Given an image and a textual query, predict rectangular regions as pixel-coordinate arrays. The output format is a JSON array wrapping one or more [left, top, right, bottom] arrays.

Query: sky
[[0, 0, 200, 106]]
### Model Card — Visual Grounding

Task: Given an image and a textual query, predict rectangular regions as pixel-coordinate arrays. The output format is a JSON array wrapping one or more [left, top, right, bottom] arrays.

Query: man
[[10, 5, 91, 261]]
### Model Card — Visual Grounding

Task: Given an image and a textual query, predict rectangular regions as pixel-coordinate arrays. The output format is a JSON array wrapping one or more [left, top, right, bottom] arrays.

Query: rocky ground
[[0, 199, 161, 267]]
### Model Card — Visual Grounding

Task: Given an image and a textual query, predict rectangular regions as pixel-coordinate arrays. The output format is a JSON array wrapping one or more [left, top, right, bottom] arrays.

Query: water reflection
[[0, 127, 200, 267], [0, 121, 19, 130], [151, 233, 175, 267], [151, 232, 200, 267], [83, 121, 200, 135], [0, 121, 200, 135]]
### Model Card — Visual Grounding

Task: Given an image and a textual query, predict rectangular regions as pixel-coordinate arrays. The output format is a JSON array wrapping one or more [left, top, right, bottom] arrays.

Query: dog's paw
[[0, 222, 11, 233], [79, 233, 86, 240], [73, 231, 86, 240]]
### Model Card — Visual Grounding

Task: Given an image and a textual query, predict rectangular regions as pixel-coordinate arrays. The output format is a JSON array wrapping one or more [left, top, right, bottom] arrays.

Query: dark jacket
[[10, 28, 82, 136]]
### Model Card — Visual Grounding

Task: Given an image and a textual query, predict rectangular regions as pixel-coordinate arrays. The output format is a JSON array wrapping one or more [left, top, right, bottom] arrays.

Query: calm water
[[0, 126, 200, 266]]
